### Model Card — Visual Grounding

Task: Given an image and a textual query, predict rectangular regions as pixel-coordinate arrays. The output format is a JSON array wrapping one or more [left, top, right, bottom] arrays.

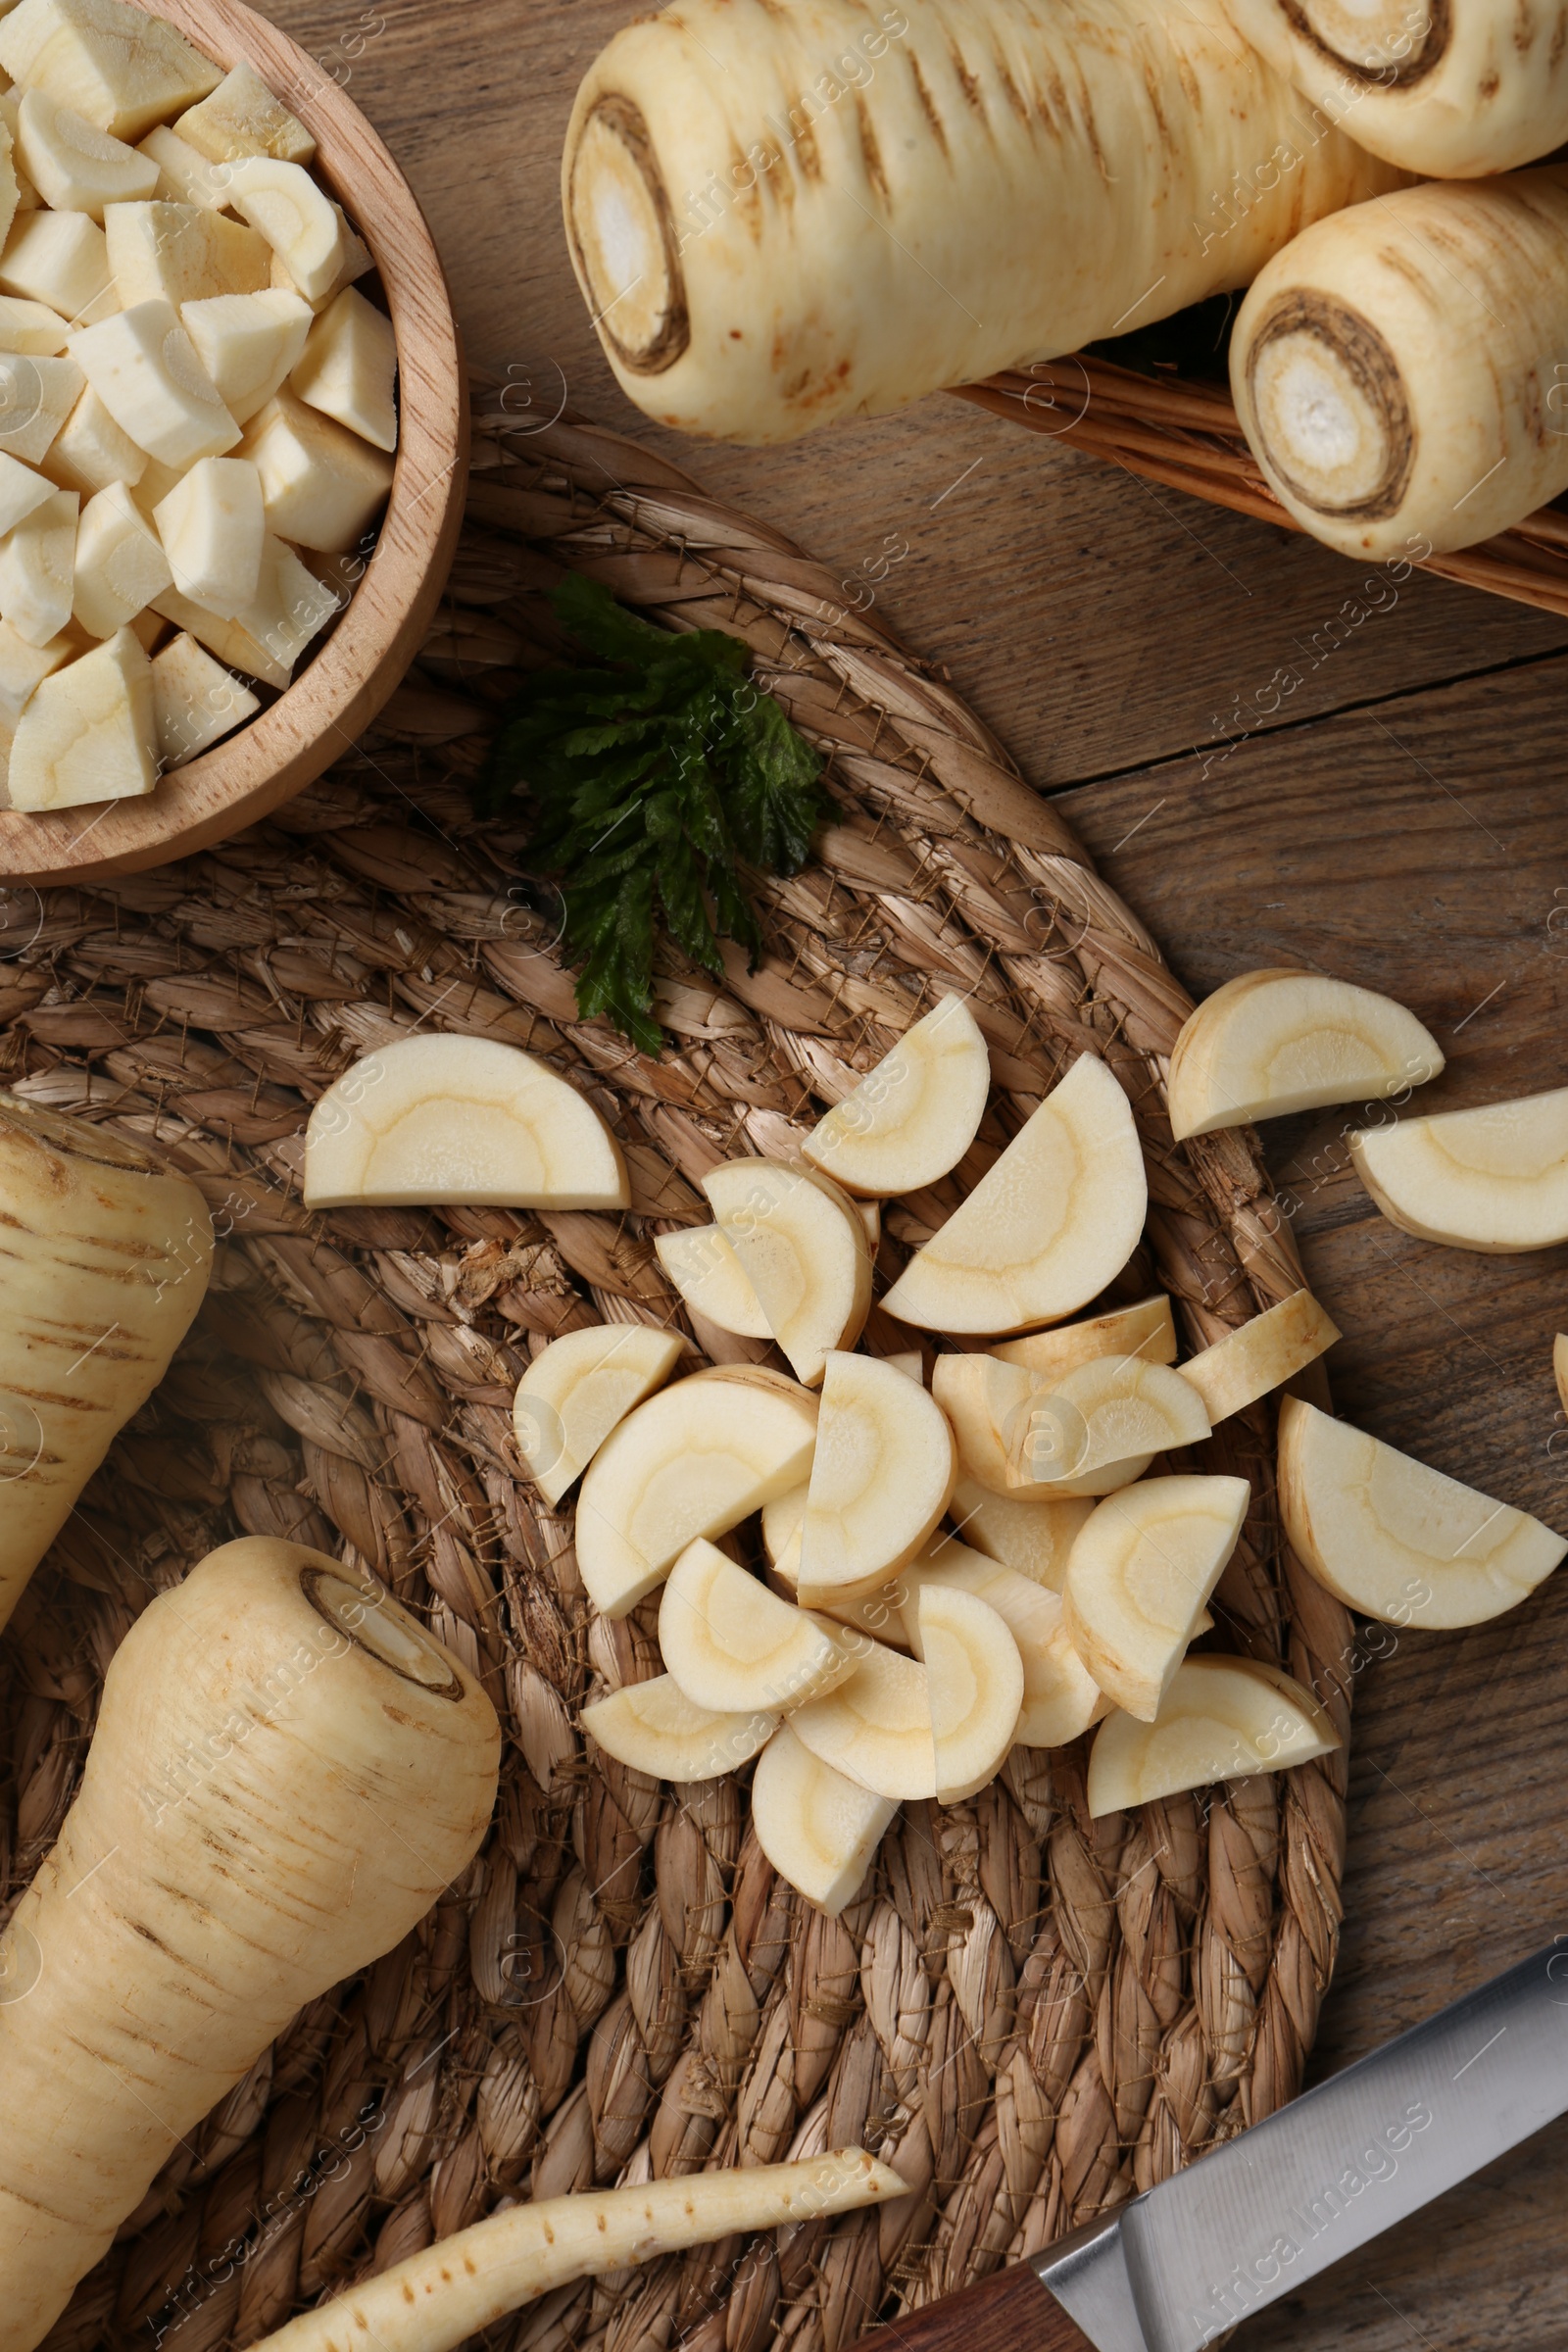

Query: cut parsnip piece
[[305, 1033, 630, 1212], [153, 453, 263, 616], [762, 1480, 911, 1647], [995, 1295, 1177, 1380], [70, 297, 239, 464], [104, 198, 270, 307], [580, 1673, 776, 1783], [42, 381, 144, 493], [1349, 1086, 1568, 1252], [0, 203, 107, 315], [0, 445, 54, 531], [905, 1538, 1105, 1747], [947, 1475, 1094, 1592], [1005, 1354, 1211, 1492], [289, 282, 397, 452], [0, 347, 79, 463], [799, 1350, 956, 1604], [1168, 969, 1443, 1141], [224, 156, 353, 303], [703, 1158, 871, 1385], [790, 1639, 935, 1800], [916, 1582, 1022, 1803], [0, 479, 73, 642], [885, 1350, 923, 1384], [655, 1223, 771, 1340], [137, 122, 229, 212], [1278, 1396, 1565, 1628], [659, 1538, 858, 1715], [576, 1366, 818, 1616], [1180, 1291, 1340, 1424], [761, 1481, 808, 1580], [803, 991, 991, 1198], [883, 1053, 1147, 1334], [513, 1323, 683, 1509], [181, 286, 312, 424], [8, 620, 154, 808], [16, 86, 157, 217], [270, 203, 370, 314], [149, 628, 257, 765], [1064, 1474, 1250, 1721], [0, 294, 69, 353], [0, 0, 221, 142], [1556, 1335, 1568, 1421], [240, 387, 392, 553], [750, 1722, 895, 1915], [1087, 1655, 1340, 1818], [71, 475, 167, 638], [175, 63, 316, 168], [152, 532, 335, 688], [0, 613, 69, 720], [932, 1352, 1155, 1500]]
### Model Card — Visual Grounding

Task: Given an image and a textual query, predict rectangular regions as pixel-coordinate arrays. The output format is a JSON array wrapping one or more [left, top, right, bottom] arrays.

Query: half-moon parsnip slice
[[798, 1351, 956, 1605], [1348, 1085, 1568, 1252], [1167, 969, 1443, 1141], [789, 1640, 936, 1801], [906, 1538, 1103, 1750], [763, 1482, 912, 1649], [514, 1323, 684, 1508], [581, 1674, 777, 1782], [802, 992, 991, 1197], [1087, 1655, 1340, 1818], [946, 1476, 1094, 1592], [749, 1723, 897, 1917], [575, 1367, 818, 1616], [658, 1538, 859, 1716], [1177, 1291, 1340, 1426], [932, 1354, 1152, 1500], [655, 1224, 772, 1338], [881, 1054, 1147, 1335], [304, 1034, 630, 1209], [704, 1157, 872, 1383], [1278, 1396, 1566, 1628], [1004, 1354, 1211, 1492], [994, 1295, 1177, 1381], [916, 1583, 1023, 1804], [1063, 1474, 1250, 1721]]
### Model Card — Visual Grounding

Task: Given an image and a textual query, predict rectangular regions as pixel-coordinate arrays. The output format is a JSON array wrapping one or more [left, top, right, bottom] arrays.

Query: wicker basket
[[3, 394, 1354, 2352]]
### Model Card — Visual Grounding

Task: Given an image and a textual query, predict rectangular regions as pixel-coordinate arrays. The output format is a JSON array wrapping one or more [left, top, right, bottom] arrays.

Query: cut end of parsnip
[[882, 1053, 1147, 1334], [580, 1672, 776, 1783], [1279, 1396, 1566, 1628], [905, 1538, 1105, 1749], [1064, 1473, 1250, 1722], [304, 1034, 630, 1212], [1179, 1290, 1341, 1425], [1167, 968, 1443, 1140], [703, 1157, 871, 1385], [513, 1323, 683, 1509], [1004, 1353, 1211, 1493], [1348, 1085, 1568, 1252], [799, 1349, 956, 1603], [1242, 299, 1411, 528], [994, 1294, 1176, 1382], [575, 1366, 818, 1616], [802, 991, 991, 1198], [565, 94, 688, 375], [915, 1581, 1023, 1803], [659, 1537, 859, 1716], [749, 1721, 896, 1916], [946, 1475, 1094, 1592], [1087, 1654, 1341, 1818], [789, 1638, 935, 1801], [655, 1222, 771, 1339]]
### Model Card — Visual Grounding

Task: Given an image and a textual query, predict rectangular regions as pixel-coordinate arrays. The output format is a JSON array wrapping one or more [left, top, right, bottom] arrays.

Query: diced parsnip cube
[[181, 287, 310, 424], [16, 86, 155, 217], [0, 610, 71, 714], [289, 285, 395, 454], [151, 626, 257, 764], [241, 390, 391, 553], [153, 452, 261, 616], [153, 532, 336, 687], [137, 122, 228, 213], [0, 348, 80, 462], [0, 204, 106, 316], [0, 0, 220, 143], [224, 158, 351, 305], [104, 199, 270, 308], [0, 479, 72, 642], [175, 65, 315, 168], [73, 475, 167, 636], [42, 378, 140, 491], [8, 620, 156, 808], [0, 444, 53, 530], [69, 298, 238, 465], [0, 291, 67, 351]]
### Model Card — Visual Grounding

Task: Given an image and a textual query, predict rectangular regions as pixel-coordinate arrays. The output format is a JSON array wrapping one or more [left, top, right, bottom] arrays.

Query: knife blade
[[847, 1937, 1568, 2352]]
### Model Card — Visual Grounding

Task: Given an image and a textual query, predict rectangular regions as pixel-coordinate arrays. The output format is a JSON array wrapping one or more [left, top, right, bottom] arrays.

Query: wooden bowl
[[0, 0, 468, 886]]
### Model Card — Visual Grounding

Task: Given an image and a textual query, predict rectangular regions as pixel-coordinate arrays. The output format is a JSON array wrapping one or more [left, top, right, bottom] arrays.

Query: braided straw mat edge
[[2, 395, 1354, 2352]]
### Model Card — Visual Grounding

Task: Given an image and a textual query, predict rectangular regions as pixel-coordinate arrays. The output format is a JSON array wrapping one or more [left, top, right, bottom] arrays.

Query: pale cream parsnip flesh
[[658, 1537, 859, 1714], [703, 1155, 871, 1383], [1178, 1290, 1340, 1424], [1063, 1473, 1250, 1720], [1167, 968, 1443, 1139], [799, 1349, 956, 1602], [513, 1323, 684, 1509], [1087, 1654, 1340, 1818], [580, 1672, 777, 1781], [802, 990, 991, 1196], [1348, 1081, 1568, 1250], [749, 1723, 897, 1915], [994, 1294, 1176, 1380], [916, 1582, 1024, 1804], [789, 1638, 936, 1800]]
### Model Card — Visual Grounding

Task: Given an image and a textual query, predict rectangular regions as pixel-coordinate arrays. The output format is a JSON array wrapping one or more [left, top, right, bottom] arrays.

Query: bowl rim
[[0, 0, 468, 886]]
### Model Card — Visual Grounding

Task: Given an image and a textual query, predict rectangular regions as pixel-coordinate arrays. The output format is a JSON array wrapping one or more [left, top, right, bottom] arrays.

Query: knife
[[850, 1938, 1568, 2352]]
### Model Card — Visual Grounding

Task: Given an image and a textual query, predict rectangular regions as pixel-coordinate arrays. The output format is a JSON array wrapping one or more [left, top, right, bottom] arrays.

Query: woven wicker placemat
[[3, 396, 1353, 2352]]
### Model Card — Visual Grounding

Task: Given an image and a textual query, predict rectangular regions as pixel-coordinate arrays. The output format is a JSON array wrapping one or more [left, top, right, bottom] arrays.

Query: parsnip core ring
[[302, 1566, 465, 1697], [567, 96, 690, 375], [1246, 292, 1415, 520], [1280, 0, 1446, 82]]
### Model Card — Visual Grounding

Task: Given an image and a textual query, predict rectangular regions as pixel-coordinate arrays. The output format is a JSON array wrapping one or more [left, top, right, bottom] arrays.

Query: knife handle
[[848, 2260, 1098, 2352]]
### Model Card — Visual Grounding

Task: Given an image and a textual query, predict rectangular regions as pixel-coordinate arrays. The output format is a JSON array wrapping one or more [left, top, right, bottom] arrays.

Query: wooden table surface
[[269, 4, 1568, 2340]]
